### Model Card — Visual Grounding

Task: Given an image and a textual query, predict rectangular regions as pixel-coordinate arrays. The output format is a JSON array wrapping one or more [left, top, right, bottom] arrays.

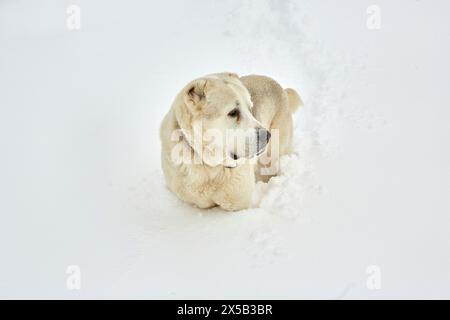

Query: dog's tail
[[285, 88, 303, 113]]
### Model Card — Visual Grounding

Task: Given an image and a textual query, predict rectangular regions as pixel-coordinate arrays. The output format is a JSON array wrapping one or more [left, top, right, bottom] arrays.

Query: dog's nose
[[265, 130, 271, 142], [256, 128, 271, 147]]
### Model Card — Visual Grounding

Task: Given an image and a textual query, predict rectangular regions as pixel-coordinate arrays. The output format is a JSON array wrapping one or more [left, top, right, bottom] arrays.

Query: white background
[[1, 0, 449, 299]]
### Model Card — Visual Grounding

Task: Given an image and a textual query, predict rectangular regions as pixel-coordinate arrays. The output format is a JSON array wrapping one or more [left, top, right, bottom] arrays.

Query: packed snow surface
[[1, 0, 450, 298]]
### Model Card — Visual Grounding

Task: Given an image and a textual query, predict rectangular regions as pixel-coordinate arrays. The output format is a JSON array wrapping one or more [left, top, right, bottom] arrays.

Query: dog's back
[[240, 75, 301, 127], [240, 75, 302, 181]]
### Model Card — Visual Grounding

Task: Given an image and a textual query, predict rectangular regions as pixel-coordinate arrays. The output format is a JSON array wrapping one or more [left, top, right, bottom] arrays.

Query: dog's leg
[[212, 164, 255, 211]]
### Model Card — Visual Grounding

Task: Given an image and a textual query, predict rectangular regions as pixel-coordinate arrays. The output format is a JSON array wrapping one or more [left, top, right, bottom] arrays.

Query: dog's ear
[[184, 79, 209, 110], [226, 72, 239, 79]]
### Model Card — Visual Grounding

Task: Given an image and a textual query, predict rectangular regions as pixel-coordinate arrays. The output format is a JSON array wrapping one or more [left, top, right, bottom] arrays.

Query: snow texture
[[1, 0, 450, 298]]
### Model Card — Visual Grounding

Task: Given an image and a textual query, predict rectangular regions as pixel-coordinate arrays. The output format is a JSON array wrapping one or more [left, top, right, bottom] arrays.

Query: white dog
[[160, 73, 302, 211]]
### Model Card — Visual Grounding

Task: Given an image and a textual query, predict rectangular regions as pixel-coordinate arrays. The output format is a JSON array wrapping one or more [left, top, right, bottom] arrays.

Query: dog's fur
[[160, 73, 302, 211]]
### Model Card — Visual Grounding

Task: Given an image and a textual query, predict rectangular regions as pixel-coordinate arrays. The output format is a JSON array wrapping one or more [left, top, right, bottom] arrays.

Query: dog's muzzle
[[256, 128, 271, 154]]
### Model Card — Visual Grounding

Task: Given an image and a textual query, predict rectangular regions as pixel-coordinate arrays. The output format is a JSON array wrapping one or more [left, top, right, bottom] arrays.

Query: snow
[[1, 0, 450, 299]]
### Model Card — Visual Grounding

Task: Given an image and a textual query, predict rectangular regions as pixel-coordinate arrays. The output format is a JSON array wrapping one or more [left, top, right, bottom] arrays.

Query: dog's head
[[176, 73, 270, 167]]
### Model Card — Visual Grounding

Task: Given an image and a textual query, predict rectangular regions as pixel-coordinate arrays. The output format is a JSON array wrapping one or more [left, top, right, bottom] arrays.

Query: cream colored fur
[[241, 75, 303, 182], [160, 73, 302, 211]]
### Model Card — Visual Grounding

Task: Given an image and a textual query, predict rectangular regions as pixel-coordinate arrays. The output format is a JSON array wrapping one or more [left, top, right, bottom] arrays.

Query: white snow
[[1, 0, 450, 299]]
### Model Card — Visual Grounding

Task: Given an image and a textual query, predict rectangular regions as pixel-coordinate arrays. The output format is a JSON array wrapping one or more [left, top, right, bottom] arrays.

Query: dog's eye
[[228, 108, 240, 118]]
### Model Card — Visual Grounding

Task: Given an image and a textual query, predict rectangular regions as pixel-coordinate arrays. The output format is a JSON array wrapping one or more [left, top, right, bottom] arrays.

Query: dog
[[160, 73, 302, 211]]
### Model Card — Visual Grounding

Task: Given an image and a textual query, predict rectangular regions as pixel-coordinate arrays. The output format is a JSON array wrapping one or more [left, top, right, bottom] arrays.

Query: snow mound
[[252, 138, 322, 222]]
